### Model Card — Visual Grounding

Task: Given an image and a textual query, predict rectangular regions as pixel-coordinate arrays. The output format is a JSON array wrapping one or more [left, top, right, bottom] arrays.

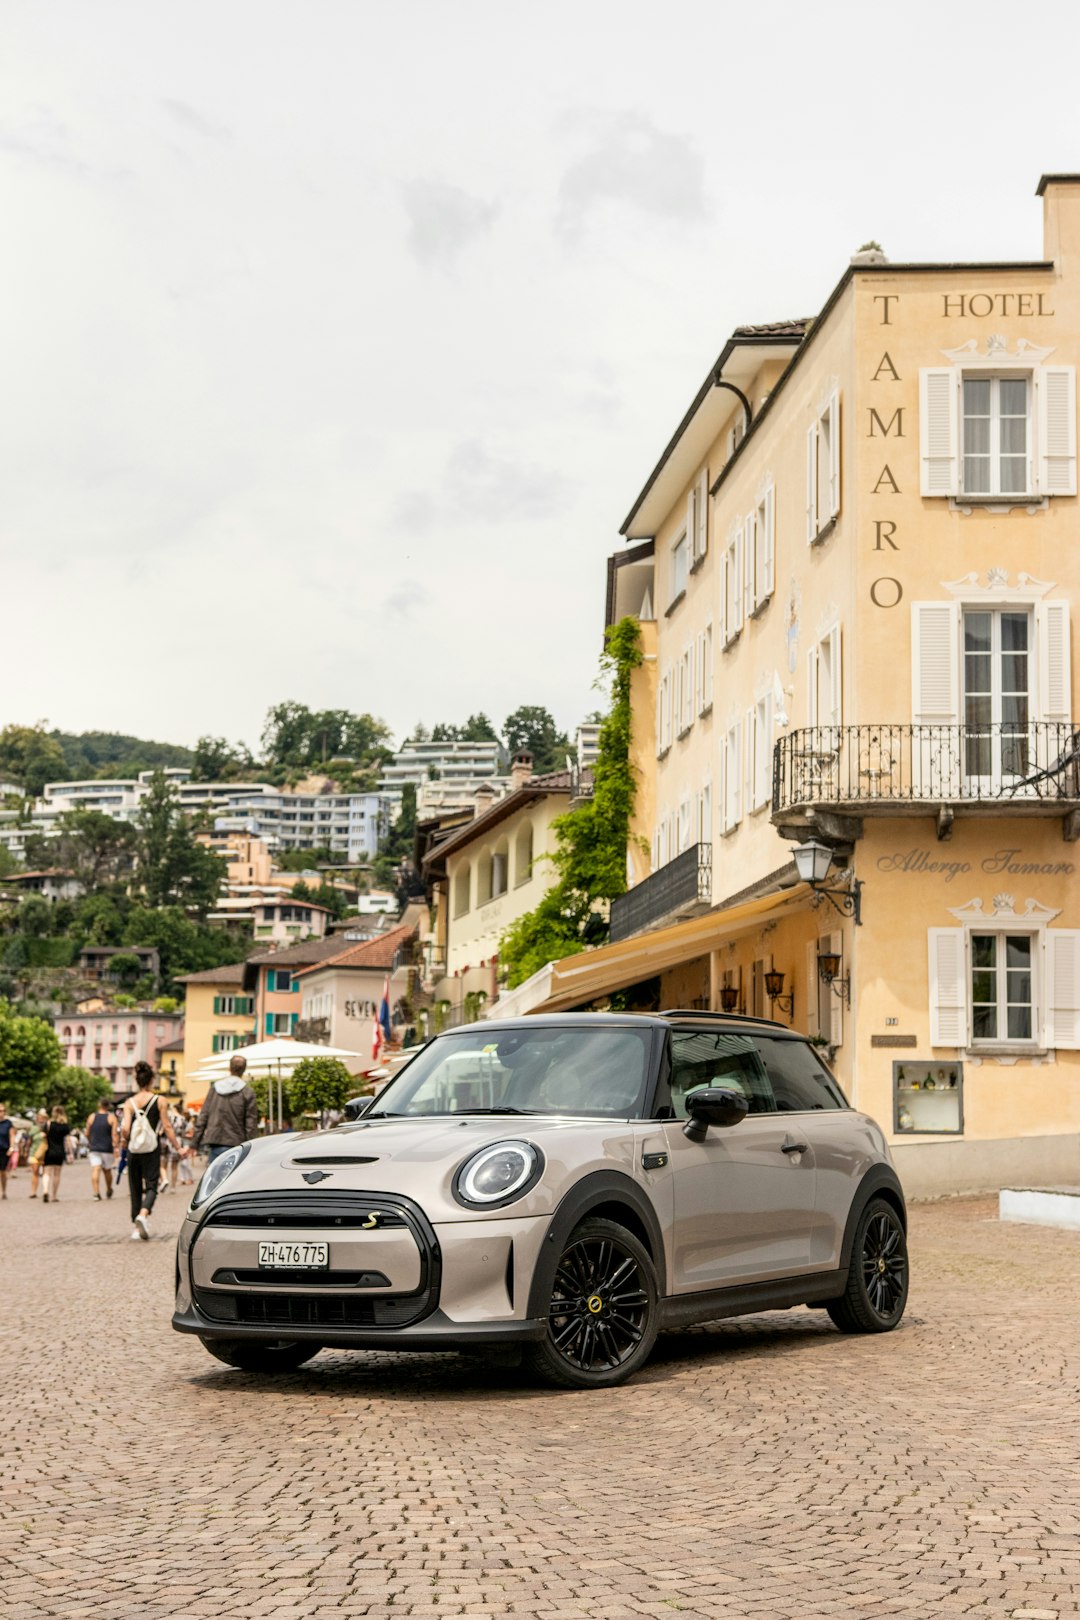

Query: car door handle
[[781, 1139, 808, 1155]]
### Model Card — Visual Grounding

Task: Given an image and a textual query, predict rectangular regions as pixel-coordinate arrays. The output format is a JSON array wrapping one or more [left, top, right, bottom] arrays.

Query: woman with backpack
[[120, 1062, 186, 1241]]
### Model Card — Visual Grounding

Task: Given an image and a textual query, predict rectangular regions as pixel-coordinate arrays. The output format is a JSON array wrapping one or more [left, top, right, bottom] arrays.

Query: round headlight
[[454, 1140, 543, 1208], [191, 1143, 250, 1209]]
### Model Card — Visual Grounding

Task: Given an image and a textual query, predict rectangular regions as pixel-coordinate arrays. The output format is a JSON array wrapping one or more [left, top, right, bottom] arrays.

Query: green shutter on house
[[213, 996, 221, 1015], [291, 1013, 298, 1031], [211, 1035, 220, 1054], [265, 1013, 274, 1035]]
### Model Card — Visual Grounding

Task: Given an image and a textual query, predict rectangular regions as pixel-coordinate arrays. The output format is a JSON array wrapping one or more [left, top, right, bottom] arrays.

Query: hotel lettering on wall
[[876, 848, 1076, 880], [866, 288, 1053, 609]]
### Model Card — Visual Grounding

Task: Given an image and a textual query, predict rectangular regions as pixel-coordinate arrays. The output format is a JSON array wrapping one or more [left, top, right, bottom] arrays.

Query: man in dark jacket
[[192, 1055, 260, 1161]]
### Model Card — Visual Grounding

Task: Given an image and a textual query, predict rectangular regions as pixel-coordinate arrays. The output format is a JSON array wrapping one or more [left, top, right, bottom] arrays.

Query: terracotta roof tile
[[175, 962, 248, 986], [732, 319, 812, 337], [294, 920, 415, 978]]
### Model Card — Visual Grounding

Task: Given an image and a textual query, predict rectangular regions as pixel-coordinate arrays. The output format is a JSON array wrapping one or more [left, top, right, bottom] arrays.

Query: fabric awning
[[530, 882, 814, 1013]]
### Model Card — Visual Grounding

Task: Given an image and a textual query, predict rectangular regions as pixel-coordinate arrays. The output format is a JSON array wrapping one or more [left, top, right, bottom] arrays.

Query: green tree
[[17, 896, 53, 940], [287, 1056, 354, 1119], [499, 618, 642, 988], [135, 771, 225, 915], [40, 1064, 112, 1122], [0, 723, 68, 796], [374, 782, 416, 889], [108, 950, 143, 989], [52, 729, 192, 777], [50, 809, 136, 889], [430, 713, 499, 744], [75, 892, 127, 946], [251, 1070, 292, 1125], [191, 736, 254, 781], [502, 705, 571, 775], [0, 846, 20, 879], [0, 1001, 62, 1113]]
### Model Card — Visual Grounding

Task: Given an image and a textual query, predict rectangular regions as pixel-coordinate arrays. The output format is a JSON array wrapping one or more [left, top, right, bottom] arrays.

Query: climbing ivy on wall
[[499, 617, 642, 989]]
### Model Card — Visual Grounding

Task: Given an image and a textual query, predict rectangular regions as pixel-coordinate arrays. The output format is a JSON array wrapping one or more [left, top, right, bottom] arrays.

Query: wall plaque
[[871, 1034, 918, 1048]]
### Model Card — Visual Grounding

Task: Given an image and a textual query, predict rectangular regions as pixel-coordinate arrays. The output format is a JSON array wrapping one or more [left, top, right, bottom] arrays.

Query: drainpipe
[[713, 375, 752, 436]]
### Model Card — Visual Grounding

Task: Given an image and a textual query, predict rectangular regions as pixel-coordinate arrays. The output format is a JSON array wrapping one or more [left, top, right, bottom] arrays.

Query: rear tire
[[826, 1198, 908, 1334], [524, 1217, 659, 1390], [199, 1337, 321, 1372]]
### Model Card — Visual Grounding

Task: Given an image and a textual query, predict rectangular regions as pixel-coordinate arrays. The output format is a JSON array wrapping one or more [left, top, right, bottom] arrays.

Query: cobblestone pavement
[[2, 1173, 1080, 1620]]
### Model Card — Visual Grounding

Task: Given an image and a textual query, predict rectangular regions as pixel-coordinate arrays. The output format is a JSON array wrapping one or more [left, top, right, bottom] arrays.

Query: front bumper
[[172, 1302, 546, 1350], [175, 1185, 551, 1351]]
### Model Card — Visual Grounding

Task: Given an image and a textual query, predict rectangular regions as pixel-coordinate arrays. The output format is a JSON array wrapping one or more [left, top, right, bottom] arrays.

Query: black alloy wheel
[[199, 1337, 322, 1373], [826, 1197, 908, 1334], [525, 1217, 659, 1389]]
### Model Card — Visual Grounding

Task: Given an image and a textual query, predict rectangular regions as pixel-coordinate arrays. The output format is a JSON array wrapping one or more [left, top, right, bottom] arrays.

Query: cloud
[[382, 578, 433, 618], [391, 440, 573, 534], [556, 112, 707, 241], [401, 178, 500, 269], [162, 99, 233, 142]]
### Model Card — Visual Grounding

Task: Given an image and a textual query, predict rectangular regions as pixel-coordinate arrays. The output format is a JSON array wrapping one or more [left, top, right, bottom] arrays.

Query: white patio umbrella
[[193, 1038, 369, 1131]]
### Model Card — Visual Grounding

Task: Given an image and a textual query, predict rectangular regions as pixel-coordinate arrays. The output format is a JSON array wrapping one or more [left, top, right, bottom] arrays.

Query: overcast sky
[[3, 0, 1078, 755]]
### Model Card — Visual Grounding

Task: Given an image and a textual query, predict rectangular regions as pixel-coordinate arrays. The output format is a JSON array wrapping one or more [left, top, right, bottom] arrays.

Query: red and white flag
[[371, 1013, 384, 1062]]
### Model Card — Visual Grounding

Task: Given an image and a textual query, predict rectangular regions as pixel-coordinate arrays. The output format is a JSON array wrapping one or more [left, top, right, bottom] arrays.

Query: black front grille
[[191, 1189, 442, 1333], [237, 1294, 378, 1326], [213, 1269, 391, 1288]]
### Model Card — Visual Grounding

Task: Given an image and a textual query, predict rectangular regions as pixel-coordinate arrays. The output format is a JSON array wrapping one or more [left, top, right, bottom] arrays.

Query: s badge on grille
[[302, 1170, 332, 1184]]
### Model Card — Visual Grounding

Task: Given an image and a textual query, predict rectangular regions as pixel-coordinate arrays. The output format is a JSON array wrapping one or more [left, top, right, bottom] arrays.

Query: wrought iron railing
[[773, 722, 1080, 814], [609, 843, 713, 943]]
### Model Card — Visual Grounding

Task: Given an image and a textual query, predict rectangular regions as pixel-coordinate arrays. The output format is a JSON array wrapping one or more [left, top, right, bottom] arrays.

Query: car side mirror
[[683, 1087, 749, 1142]]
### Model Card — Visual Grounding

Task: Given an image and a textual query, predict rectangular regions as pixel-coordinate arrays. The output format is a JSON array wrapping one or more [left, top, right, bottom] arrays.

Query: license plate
[[258, 1241, 329, 1269]]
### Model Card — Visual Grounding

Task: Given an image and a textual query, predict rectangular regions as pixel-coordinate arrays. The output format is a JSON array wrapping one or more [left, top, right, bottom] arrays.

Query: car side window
[[662, 1031, 777, 1118], [754, 1037, 848, 1111]]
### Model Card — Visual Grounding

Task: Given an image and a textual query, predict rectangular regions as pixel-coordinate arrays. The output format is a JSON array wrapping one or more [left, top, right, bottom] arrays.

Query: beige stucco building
[[530, 175, 1080, 1196], [295, 920, 416, 1055], [174, 963, 255, 1109], [421, 757, 584, 1021]]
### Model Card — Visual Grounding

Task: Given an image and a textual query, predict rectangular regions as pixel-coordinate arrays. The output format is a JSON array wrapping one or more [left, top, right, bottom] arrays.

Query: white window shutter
[[805, 941, 820, 1039], [731, 720, 742, 825], [695, 470, 709, 558], [1046, 929, 1080, 1049], [655, 672, 663, 757], [1037, 600, 1072, 723], [1037, 365, 1077, 496], [828, 625, 843, 728], [911, 602, 960, 721], [806, 645, 819, 727], [827, 930, 844, 1048], [928, 928, 968, 1047], [763, 484, 775, 598], [704, 624, 714, 709], [733, 523, 744, 632], [827, 391, 841, 517], [722, 544, 731, 644], [686, 488, 698, 564], [757, 692, 774, 808], [743, 511, 756, 617], [744, 705, 755, 812], [919, 368, 959, 496], [701, 782, 711, 847], [719, 734, 729, 833], [806, 423, 818, 541]]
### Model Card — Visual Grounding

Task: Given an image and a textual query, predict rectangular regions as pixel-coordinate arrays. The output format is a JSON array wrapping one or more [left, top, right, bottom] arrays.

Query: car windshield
[[367, 1026, 653, 1119]]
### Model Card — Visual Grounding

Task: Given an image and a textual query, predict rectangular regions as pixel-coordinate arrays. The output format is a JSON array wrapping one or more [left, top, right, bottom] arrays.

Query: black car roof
[[442, 1010, 803, 1038]]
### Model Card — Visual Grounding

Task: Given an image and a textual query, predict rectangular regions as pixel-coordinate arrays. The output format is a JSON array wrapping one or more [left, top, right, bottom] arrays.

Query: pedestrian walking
[[119, 1062, 186, 1241], [28, 1110, 48, 1198], [191, 1055, 259, 1162], [42, 1107, 72, 1204], [0, 1103, 12, 1199], [177, 1115, 196, 1187], [86, 1098, 119, 1201]]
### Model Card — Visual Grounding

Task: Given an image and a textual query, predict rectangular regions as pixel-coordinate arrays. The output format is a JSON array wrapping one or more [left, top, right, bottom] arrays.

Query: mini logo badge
[[302, 1170, 332, 1184]]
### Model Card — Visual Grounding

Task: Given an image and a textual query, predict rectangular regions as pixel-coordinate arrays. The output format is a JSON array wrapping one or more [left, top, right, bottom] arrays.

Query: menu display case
[[893, 1061, 963, 1135]]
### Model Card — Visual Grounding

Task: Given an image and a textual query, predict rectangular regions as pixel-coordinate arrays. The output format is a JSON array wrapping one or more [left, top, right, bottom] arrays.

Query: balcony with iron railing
[[773, 722, 1080, 833], [609, 842, 713, 943]]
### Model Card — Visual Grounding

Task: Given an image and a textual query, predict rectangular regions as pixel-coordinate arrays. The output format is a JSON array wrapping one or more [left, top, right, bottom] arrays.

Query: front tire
[[826, 1197, 908, 1333], [524, 1217, 659, 1389], [199, 1337, 322, 1372]]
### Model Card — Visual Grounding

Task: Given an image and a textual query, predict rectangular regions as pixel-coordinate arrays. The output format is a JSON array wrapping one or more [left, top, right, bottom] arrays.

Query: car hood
[[194, 1114, 643, 1224]]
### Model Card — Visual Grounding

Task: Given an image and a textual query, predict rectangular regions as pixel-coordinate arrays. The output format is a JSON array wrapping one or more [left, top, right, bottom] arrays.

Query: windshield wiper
[[453, 1106, 539, 1115]]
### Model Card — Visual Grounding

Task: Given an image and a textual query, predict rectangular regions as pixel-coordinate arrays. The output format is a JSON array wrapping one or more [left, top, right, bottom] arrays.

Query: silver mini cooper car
[[173, 1012, 908, 1388]]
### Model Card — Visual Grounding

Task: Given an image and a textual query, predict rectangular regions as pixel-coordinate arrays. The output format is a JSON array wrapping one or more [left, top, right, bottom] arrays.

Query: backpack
[[128, 1100, 159, 1155]]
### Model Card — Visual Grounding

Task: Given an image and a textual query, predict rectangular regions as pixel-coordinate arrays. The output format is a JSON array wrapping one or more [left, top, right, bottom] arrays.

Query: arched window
[[492, 838, 510, 899], [453, 863, 471, 918], [477, 852, 494, 906], [515, 822, 534, 886], [62, 1025, 72, 1040], [127, 1024, 137, 1039], [76, 1025, 86, 1039]]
